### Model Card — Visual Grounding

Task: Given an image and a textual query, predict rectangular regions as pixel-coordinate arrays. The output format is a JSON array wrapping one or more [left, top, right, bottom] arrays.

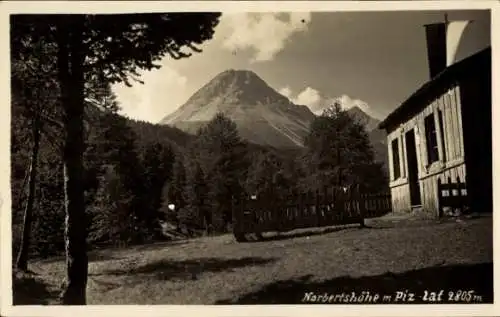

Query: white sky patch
[[294, 87, 322, 108], [280, 87, 382, 119], [112, 63, 188, 123], [278, 86, 293, 99], [221, 12, 311, 62], [279, 86, 324, 112], [335, 94, 373, 114]]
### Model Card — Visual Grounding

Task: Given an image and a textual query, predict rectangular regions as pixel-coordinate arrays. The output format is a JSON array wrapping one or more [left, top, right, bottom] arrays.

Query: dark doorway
[[405, 130, 421, 206]]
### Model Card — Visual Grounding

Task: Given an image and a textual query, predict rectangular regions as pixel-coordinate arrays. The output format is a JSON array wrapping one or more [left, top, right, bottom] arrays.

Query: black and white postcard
[[1, 1, 498, 316]]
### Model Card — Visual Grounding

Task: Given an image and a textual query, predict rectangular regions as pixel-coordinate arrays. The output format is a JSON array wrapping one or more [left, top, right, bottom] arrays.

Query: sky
[[112, 10, 490, 123]]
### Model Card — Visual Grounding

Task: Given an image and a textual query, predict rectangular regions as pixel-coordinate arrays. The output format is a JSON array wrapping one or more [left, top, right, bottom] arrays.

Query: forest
[[10, 13, 387, 304]]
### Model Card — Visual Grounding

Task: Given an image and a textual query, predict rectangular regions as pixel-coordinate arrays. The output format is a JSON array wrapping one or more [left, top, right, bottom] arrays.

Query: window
[[425, 114, 439, 164], [392, 138, 401, 180], [438, 109, 447, 162]]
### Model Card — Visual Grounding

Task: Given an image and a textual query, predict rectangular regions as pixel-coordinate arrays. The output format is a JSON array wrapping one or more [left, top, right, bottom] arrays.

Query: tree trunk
[[203, 210, 210, 235], [15, 116, 42, 271], [56, 16, 88, 305], [337, 145, 342, 188]]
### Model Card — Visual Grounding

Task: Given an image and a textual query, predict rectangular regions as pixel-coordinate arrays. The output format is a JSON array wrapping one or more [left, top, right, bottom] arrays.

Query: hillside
[[160, 69, 388, 166], [346, 106, 388, 166], [346, 106, 382, 133]]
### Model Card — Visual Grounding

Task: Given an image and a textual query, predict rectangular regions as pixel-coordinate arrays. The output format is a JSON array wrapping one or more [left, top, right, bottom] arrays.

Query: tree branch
[[40, 113, 64, 130], [41, 126, 63, 152], [187, 43, 202, 53]]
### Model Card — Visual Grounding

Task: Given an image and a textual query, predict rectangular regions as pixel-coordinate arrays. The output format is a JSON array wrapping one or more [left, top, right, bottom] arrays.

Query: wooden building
[[378, 46, 491, 216]]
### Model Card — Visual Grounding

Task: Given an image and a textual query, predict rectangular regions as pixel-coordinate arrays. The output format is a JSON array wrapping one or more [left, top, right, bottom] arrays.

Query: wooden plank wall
[[442, 85, 465, 161], [419, 163, 466, 215], [390, 184, 411, 213], [386, 82, 466, 215]]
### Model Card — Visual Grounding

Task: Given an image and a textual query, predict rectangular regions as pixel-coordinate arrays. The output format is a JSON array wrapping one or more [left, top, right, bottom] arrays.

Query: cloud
[[220, 12, 311, 62], [110, 13, 313, 122], [294, 87, 322, 108], [280, 87, 380, 118], [335, 94, 371, 113], [321, 94, 374, 117], [112, 63, 188, 123], [278, 86, 293, 99], [280, 86, 324, 113]]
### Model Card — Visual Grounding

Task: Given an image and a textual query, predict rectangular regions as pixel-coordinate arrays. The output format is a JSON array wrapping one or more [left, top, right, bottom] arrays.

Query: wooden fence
[[232, 185, 392, 242], [437, 176, 468, 217]]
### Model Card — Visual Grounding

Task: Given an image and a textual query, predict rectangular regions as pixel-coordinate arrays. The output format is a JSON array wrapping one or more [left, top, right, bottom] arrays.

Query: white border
[[0, 1, 498, 317]]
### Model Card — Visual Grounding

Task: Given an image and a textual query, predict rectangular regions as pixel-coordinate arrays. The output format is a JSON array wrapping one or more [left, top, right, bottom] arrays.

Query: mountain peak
[[347, 105, 368, 117], [216, 69, 261, 81], [159, 69, 316, 148], [161, 69, 294, 125], [346, 106, 381, 132], [222, 68, 258, 75]]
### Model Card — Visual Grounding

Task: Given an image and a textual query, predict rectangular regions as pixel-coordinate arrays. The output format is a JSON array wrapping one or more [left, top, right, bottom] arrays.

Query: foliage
[[166, 156, 188, 225], [304, 102, 387, 191], [11, 13, 222, 87], [11, 78, 388, 259], [10, 34, 63, 263], [10, 13, 391, 303], [12, 12, 222, 304], [186, 162, 211, 233], [192, 113, 249, 231], [245, 150, 293, 201], [137, 141, 176, 239], [88, 165, 136, 246], [11, 77, 185, 253]]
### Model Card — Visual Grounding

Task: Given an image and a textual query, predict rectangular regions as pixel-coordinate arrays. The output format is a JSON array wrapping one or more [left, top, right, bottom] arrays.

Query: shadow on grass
[[13, 272, 59, 305], [243, 210, 459, 243], [37, 251, 125, 264], [92, 256, 277, 282], [364, 213, 490, 230], [244, 224, 363, 243], [128, 239, 189, 252], [38, 240, 190, 264], [216, 262, 493, 304]]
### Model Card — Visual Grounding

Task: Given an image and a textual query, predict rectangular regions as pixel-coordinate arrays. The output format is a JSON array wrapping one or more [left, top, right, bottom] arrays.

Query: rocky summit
[[160, 69, 387, 164]]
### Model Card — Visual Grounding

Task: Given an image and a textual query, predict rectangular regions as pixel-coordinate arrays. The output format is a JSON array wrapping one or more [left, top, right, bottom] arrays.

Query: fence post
[[315, 189, 321, 227], [296, 188, 301, 228], [231, 194, 239, 234], [385, 191, 391, 214], [456, 176, 466, 214], [288, 190, 294, 229], [437, 178, 443, 217], [306, 190, 312, 226], [331, 187, 336, 224], [358, 185, 366, 228], [232, 194, 247, 242], [274, 189, 281, 231], [231, 195, 236, 230], [348, 187, 354, 219], [333, 187, 339, 223], [323, 186, 329, 222]]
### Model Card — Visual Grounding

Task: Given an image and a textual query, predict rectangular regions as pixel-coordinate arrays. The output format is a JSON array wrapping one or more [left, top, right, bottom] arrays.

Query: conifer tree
[[195, 113, 248, 231], [187, 162, 210, 233], [161, 156, 188, 230], [11, 12, 221, 304], [304, 102, 387, 191]]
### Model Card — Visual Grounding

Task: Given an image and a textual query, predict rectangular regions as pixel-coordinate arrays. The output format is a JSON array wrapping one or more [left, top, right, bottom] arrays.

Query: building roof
[[378, 47, 491, 131]]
